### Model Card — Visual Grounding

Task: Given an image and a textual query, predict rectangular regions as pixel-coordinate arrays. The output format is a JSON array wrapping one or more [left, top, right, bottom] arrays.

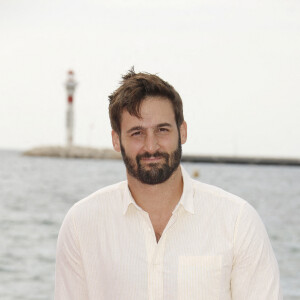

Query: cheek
[[122, 138, 144, 155], [159, 134, 179, 148]]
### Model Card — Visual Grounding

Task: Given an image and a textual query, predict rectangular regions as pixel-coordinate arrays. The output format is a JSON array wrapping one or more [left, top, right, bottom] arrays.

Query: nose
[[143, 131, 159, 153]]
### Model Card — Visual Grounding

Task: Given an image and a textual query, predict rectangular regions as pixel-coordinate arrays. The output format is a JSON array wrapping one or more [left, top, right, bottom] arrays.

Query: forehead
[[120, 96, 176, 130]]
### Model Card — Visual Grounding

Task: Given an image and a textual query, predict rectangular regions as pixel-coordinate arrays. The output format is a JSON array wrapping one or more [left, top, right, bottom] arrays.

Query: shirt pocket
[[178, 255, 222, 300]]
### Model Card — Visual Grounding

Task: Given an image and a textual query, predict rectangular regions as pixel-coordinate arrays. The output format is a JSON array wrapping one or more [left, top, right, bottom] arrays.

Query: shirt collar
[[122, 165, 195, 215], [177, 166, 195, 214], [122, 182, 141, 215]]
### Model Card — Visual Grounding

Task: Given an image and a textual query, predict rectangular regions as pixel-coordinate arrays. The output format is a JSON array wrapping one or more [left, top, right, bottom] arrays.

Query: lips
[[136, 151, 169, 165], [140, 156, 162, 162]]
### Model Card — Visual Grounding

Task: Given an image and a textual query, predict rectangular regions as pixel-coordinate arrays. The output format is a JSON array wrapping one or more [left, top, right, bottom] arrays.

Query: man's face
[[112, 96, 187, 185]]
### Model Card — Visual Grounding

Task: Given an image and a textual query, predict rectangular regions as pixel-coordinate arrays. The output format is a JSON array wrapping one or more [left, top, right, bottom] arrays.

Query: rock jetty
[[23, 146, 300, 166], [23, 146, 121, 159]]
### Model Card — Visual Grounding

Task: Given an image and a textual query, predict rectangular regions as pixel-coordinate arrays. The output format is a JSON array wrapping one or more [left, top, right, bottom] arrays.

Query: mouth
[[137, 152, 169, 166], [140, 156, 163, 163]]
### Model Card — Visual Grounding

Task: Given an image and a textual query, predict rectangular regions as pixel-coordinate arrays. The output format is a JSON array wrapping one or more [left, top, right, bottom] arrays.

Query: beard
[[120, 136, 182, 185]]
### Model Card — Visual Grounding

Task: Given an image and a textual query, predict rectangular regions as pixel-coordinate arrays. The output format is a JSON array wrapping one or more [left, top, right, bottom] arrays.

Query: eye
[[131, 131, 141, 136], [158, 127, 169, 132]]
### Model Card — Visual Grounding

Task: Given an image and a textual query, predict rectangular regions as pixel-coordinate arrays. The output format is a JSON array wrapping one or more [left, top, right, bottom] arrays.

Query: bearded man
[[55, 69, 282, 299]]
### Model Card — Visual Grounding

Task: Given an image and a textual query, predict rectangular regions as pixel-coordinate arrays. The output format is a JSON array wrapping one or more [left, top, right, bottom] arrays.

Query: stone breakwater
[[23, 146, 121, 159], [23, 146, 300, 166], [181, 155, 300, 166]]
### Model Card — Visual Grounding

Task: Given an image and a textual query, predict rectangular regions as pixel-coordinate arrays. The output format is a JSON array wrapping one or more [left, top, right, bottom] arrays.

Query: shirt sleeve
[[231, 202, 282, 300], [55, 207, 89, 300]]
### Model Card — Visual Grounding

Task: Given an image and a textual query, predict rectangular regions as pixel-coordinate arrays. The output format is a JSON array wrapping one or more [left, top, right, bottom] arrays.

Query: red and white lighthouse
[[65, 70, 77, 148]]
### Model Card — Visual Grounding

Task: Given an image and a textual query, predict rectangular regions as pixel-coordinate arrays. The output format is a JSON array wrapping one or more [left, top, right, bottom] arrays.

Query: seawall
[[23, 146, 300, 166]]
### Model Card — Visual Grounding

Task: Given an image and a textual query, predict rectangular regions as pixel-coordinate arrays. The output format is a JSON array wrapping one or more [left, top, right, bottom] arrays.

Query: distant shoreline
[[181, 154, 300, 166], [22, 145, 121, 160], [19, 145, 300, 166]]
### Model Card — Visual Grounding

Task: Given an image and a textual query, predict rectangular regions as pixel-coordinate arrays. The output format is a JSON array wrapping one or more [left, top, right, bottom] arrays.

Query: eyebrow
[[157, 123, 172, 128], [126, 123, 172, 134], [126, 126, 144, 134]]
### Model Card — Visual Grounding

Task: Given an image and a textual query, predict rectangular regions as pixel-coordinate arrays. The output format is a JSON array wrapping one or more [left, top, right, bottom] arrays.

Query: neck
[[127, 166, 184, 216]]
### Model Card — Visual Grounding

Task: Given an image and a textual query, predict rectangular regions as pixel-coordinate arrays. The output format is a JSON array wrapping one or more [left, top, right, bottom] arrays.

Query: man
[[55, 69, 282, 299]]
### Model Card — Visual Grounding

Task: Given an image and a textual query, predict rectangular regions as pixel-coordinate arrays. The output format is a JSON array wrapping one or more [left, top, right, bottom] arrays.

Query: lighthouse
[[65, 70, 77, 148]]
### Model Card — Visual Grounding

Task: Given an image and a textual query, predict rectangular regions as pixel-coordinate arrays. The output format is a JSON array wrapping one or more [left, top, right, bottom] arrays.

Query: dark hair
[[108, 67, 184, 134]]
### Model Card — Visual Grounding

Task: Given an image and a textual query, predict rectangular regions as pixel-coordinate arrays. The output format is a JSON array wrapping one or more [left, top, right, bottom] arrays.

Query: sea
[[0, 150, 299, 300]]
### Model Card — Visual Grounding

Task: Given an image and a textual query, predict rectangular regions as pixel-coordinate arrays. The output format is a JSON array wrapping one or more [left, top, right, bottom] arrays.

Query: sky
[[1, 0, 299, 158]]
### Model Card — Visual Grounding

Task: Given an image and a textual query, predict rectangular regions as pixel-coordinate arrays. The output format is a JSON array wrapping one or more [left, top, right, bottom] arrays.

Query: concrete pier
[[181, 154, 300, 166], [23, 146, 121, 159], [23, 146, 300, 166]]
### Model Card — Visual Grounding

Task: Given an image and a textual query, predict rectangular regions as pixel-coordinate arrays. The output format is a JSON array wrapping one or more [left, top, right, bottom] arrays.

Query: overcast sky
[[1, 0, 299, 158]]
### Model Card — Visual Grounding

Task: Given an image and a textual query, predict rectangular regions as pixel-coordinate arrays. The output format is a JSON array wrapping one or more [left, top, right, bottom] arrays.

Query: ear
[[179, 121, 187, 145], [112, 130, 121, 152]]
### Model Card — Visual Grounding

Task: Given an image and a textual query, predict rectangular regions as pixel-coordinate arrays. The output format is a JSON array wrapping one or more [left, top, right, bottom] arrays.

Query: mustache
[[136, 151, 169, 161]]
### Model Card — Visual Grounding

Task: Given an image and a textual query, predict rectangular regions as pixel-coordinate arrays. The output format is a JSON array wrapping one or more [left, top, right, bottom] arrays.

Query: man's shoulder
[[70, 180, 127, 214], [190, 179, 260, 233], [191, 179, 247, 211]]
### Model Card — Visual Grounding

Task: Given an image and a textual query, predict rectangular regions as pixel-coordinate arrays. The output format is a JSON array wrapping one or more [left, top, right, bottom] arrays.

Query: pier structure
[[65, 70, 77, 148]]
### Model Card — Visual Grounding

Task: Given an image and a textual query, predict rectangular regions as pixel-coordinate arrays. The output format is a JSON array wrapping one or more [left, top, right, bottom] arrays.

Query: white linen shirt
[[55, 166, 282, 300]]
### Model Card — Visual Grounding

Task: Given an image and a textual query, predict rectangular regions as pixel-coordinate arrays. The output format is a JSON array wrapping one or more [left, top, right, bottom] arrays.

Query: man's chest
[[77, 213, 234, 300]]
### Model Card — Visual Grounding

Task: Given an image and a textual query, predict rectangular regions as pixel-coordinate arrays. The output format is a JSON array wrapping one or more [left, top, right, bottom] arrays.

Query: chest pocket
[[178, 255, 222, 300]]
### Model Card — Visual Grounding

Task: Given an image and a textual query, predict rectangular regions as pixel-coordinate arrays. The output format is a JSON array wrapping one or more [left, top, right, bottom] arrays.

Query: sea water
[[0, 150, 299, 299]]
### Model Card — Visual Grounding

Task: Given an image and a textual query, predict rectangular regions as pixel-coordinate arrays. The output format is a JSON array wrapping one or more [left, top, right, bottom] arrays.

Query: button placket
[[149, 211, 181, 300], [139, 208, 182, 300]]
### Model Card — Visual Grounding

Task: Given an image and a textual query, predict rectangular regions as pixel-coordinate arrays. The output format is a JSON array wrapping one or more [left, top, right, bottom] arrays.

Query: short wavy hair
[[108, 68, 184, 134]]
